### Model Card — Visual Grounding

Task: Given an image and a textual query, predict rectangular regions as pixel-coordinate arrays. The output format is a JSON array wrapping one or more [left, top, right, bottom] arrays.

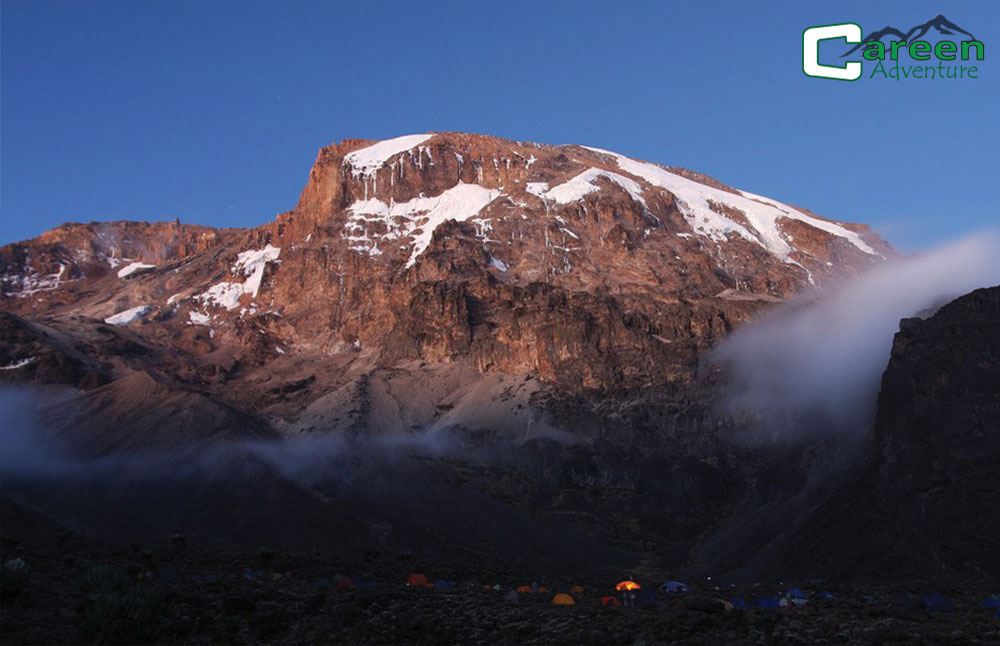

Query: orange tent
[[539, 586, 549, 594], [516, 585, 531, 593], [601, 596, 621, 607], [553, 593, 576, 606], [570, 585, 584, 596], [406, 573, 431, 587], [616, 580, 641, 591]]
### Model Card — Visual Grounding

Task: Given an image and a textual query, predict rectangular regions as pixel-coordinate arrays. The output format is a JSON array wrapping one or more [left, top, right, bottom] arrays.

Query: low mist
[[712, 233, 1000, 441], [0, 389, 471, 485]]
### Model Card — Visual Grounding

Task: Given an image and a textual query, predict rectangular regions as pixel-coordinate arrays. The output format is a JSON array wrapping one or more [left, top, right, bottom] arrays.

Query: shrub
[[77, 563, 164, 645]]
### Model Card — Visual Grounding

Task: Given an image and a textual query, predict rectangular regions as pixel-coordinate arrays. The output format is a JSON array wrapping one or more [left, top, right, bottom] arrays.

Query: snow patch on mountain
[[188, 310, 211, 326], [488, 255, 509, 272], [104, 305, 152, 326], [346, 182, 503, 267], [2, 264, 71, 297], [525, 182, 549, 198], [582, 146, 878, 259], [197, 245, 281, 310], [117, 262, 155, 278], [544, 168, 647, 207], [0, 357, 37, 370], [234, 245, 281, 297], [344, 134, 435, 178], [198, 283, 245, 311]]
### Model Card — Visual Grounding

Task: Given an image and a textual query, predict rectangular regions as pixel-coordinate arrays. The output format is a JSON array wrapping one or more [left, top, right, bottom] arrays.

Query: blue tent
[[785, 587, 805, 599], [352, 578, 375, 588], [729, 596, 750, 609], [981, 594, 1000, 608], [755, 596, 782, 610], [433, 580, 456, 588], [660, 581, 689, 593], [920, 593, 953, 612]]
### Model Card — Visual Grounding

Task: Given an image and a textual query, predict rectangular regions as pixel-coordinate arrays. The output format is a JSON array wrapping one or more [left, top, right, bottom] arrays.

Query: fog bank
[[712, 232, 1000, 441]]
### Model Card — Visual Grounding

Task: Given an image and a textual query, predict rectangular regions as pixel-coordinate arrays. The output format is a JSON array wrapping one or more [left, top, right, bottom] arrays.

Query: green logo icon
[[803, 15, 984, 81]]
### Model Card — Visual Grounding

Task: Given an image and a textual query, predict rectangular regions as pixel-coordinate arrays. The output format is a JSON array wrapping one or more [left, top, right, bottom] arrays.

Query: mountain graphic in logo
[[842, 14, 977, 57]]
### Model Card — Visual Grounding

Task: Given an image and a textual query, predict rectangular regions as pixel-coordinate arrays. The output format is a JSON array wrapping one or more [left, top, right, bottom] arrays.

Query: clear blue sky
[[2, 1, 997, 252]]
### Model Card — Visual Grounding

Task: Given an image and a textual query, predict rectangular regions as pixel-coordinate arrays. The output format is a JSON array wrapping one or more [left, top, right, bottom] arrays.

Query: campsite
[[2, 535, 998, 645]]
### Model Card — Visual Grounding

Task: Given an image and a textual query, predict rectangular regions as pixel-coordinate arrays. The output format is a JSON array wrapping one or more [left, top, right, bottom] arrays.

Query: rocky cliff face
[[0, 133, 901, 578], [1, 132, 890, 394], [873, 286, 1000, 578]]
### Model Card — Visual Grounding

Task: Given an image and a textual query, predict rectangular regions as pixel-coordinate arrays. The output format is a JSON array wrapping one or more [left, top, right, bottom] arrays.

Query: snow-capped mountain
[[0, 132, 890, 399]]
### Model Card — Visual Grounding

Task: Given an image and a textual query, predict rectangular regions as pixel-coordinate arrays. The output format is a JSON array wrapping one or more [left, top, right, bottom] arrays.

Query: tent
[[336, 578, 356, 591], [516, 585, 532, 594], [729, 596, 750, 609], [920, 593, 953, 612], [616, 580, 641, 591], [406, 573, 431, 587], [755, 596, 782, 610], [433, 580, 456, 588], [981, 594, 1000, 608], [570, 585, 584, 596], [539, 586, 549, 594], [601, 596, 621, 607], [505, 590, 519, 603], [784, 587, 807, 606], [553, 593, 576, 606], [352, 578, 375, 588], [661, 581, 688, 593]]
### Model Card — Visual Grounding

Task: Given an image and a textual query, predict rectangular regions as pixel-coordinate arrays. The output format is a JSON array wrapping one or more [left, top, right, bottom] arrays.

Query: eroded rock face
[[874, 286, 1000, 578], [0, 132, 900, 578], [0, 132, 891, 394]]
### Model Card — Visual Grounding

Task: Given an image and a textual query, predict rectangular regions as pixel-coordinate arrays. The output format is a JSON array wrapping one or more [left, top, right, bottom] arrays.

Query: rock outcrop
[[874, 286, 1000, 578]]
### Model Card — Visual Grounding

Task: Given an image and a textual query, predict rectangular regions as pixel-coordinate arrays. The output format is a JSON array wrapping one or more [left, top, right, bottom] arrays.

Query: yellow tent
[[615, 580, 641, 591], [553, 593, 576, 606]]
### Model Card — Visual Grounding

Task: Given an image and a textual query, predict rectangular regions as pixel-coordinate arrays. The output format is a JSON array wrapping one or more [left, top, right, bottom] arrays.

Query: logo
[[803, 14, 984, 81]]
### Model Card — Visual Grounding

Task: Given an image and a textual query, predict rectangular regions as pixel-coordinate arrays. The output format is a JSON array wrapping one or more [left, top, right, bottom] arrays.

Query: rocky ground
[[2, 537, 998, 645]]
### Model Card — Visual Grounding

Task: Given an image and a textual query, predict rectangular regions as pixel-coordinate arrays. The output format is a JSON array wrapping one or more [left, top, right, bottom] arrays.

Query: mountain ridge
[[0, 132, 907, 581]]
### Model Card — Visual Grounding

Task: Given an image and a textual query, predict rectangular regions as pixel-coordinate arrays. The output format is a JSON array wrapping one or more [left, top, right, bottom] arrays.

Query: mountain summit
[[1, 132, 889, 400]]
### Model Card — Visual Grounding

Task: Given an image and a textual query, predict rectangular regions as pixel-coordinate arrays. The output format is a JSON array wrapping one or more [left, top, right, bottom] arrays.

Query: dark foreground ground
[[2, 537, 999, 646]]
